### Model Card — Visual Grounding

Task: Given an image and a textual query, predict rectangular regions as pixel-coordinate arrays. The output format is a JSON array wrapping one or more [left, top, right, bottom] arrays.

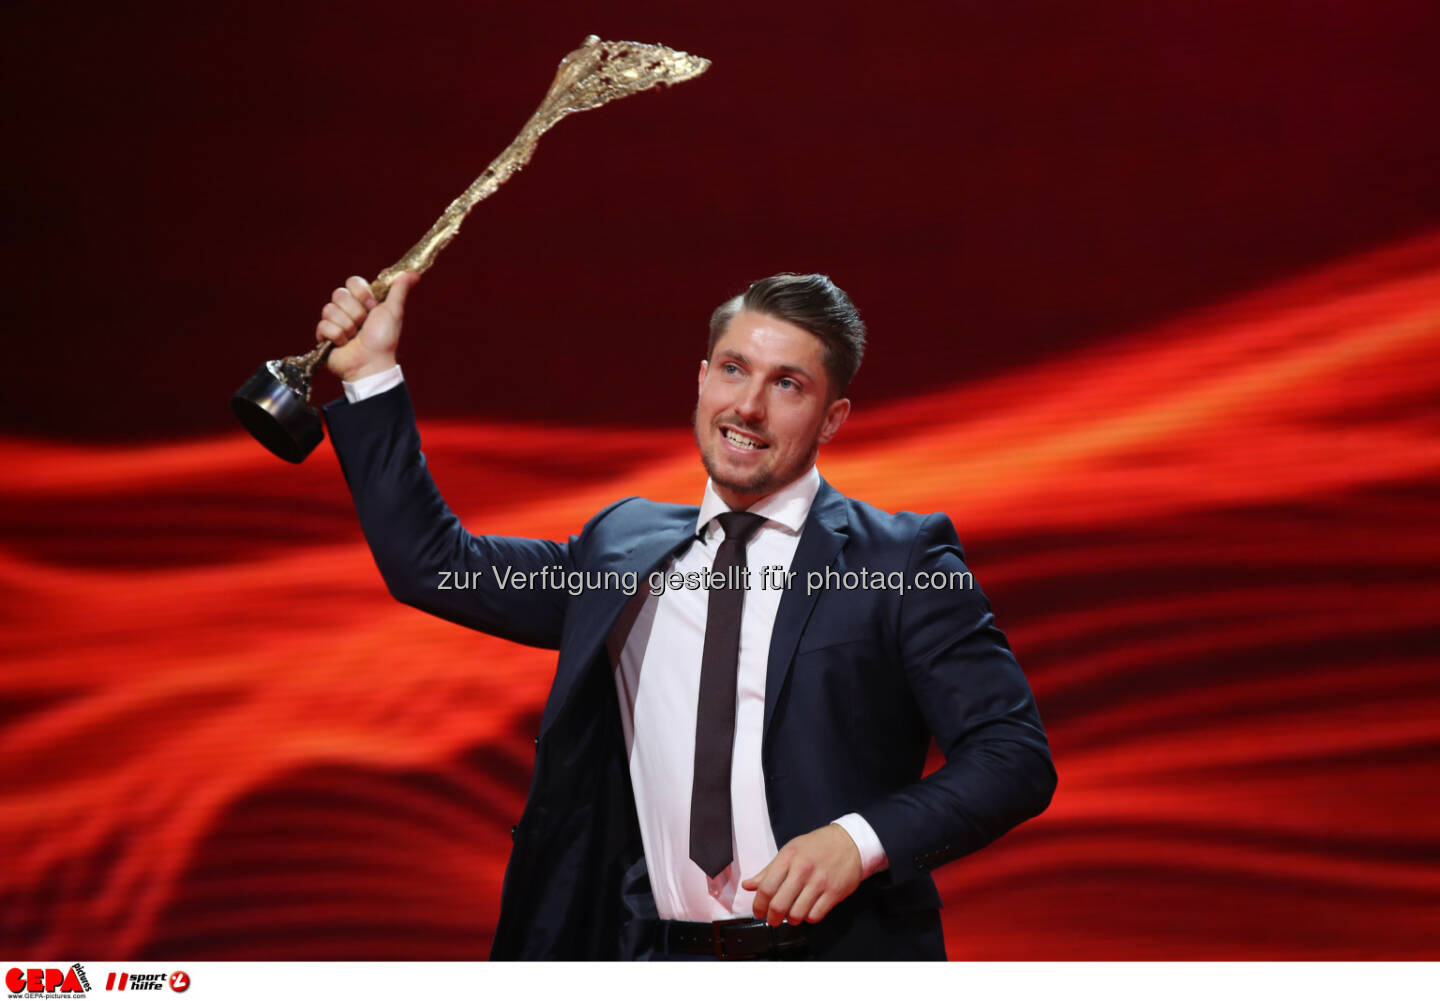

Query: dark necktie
[[689, 510, 767, 879]]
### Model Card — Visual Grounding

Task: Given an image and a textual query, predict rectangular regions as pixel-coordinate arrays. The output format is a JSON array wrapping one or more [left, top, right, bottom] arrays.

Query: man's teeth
[[723, 429, 764, 450]]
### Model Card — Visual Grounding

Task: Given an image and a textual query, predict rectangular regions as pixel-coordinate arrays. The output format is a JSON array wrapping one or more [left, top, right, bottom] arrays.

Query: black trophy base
[[230, 362, 325, 463]]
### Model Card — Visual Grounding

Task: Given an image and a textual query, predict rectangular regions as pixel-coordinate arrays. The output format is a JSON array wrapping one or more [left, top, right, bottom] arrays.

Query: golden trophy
[[231, 35, 710, 462]]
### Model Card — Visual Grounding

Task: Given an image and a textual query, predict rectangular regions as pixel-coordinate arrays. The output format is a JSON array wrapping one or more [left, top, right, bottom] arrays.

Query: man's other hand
[[316, 271, 420, 382], [742, 823, 863, 925]]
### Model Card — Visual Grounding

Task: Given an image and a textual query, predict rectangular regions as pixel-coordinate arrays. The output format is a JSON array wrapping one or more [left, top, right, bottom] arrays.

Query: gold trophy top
[[235, 34, 710, 463], [271, 35, 709, 393], [370, 35, 712, 300]]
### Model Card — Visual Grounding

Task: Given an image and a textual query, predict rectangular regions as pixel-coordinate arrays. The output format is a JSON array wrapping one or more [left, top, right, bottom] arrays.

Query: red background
[[3, 0, 1438, 959]]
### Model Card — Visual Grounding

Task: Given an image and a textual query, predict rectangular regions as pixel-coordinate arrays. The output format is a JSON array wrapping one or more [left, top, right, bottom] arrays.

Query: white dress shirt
[[345, 367, 888, 920]]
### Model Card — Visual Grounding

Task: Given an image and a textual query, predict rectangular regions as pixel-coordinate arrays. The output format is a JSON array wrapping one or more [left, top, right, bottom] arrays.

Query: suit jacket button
[[511, 825, 518, 841]]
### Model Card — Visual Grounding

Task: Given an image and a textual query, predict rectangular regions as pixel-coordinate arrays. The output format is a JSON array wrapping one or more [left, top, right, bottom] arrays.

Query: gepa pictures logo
[[5, 963, 91, 997]]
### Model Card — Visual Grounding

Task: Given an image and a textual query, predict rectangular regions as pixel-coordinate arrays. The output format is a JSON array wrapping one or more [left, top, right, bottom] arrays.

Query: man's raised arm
[[315, 272, 577, 650]]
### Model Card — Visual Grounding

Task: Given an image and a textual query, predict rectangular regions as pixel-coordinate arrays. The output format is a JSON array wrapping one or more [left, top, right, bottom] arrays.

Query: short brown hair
[[708, 273, 867, 397]]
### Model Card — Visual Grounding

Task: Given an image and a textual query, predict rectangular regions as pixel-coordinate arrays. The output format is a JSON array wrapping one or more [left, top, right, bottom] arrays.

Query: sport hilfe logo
[[101, 973, 188, 993], [5, 965, 90, 996]]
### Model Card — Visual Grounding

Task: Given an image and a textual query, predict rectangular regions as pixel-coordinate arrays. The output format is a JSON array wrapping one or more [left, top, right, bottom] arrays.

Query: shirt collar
[[695, 465, 821, 540]]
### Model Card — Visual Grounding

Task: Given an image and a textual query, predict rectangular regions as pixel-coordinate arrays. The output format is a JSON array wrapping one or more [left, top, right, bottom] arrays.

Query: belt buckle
[[711, 917, 759, 960]]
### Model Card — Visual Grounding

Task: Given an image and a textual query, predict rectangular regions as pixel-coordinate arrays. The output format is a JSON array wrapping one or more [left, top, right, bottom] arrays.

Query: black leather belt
[[651, 916, 811, 960]]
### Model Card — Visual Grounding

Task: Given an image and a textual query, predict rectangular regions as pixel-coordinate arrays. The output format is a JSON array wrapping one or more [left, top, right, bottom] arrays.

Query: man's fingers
[[788, 882, 823, 925], [740, 866, 765, 892], [321, 303, 356, 338], [345, 275, 377, 310], [331, 287, 368, 324], [764, 868, 809, 926], [748, 855, 790, 920], [383, 270, 419, 315], [317, 318, 348, 345], [749, 874, 774, 920], [806, 891, 839, 924], [764, 853, 818, 926]]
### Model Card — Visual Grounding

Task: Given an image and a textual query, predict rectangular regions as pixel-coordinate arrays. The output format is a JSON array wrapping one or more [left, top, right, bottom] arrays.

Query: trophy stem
[[232, 35, 710, 462], [274, 341, 332, 401]]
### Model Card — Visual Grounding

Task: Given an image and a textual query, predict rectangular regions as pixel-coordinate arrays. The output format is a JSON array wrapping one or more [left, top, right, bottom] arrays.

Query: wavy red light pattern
[[2, 233, 1438, 959]]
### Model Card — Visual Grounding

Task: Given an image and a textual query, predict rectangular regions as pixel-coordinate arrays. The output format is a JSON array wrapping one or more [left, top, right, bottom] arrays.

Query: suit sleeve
[[860, 513, 1057, 883], [324, 382, 610, 650]]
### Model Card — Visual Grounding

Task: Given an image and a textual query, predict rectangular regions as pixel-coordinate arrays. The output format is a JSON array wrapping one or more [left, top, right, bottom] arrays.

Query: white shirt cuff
[[342, 364, 404, 403], [831, 813, 889, 877]]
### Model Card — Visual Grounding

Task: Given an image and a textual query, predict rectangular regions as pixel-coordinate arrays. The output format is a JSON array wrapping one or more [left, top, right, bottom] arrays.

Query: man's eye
[[723, 363, 741, 376], [778, 377, 798, 391]]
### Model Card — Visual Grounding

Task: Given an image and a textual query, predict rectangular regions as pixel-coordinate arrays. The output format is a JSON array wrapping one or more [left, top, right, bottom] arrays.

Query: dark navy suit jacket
[[326, 384, 1056, 960]]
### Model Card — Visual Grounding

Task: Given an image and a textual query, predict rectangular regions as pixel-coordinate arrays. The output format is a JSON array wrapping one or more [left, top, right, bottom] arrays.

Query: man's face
[[694, 309, 851, 509]]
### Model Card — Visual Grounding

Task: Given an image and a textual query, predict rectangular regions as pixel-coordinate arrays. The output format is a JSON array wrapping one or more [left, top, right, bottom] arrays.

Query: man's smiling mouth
[[721, 426, 769, 450]]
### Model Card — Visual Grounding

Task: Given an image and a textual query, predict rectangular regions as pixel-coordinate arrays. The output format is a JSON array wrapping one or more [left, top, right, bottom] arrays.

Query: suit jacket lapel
[[539, 509, 698, 737], [540, 483, 852, 740], [763, 480, 850, 739]]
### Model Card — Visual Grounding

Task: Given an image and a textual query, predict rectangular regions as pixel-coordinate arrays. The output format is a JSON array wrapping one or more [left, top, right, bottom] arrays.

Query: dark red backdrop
[[3, 0, 1438, 960]]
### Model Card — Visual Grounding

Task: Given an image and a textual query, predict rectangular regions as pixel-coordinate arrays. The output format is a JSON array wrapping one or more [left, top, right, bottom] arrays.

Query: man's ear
[[697, 359, 708, 394], [817, 397, 851, 446]]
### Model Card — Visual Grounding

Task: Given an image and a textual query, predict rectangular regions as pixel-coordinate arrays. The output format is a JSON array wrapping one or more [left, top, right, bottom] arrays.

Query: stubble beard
[[692, 406, 817, 500]]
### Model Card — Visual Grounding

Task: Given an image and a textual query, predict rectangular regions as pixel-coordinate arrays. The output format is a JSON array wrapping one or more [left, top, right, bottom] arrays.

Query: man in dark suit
[[315, 270, 1056, 959]]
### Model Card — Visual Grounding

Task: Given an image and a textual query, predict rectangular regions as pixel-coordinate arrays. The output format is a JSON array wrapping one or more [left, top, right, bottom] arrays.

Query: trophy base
[[230, 361, 326, 463]]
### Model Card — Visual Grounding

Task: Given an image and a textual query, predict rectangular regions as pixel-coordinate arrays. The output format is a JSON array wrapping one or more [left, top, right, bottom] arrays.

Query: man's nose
[[734, 383, 766, 424]]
